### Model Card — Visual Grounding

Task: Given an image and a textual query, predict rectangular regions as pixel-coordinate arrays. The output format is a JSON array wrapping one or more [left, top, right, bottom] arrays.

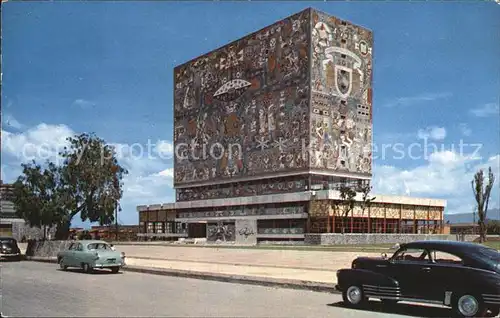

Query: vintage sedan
[[57, 240, 126, 273], [336, 241, 500, 317], [0, 237, 22, 261]]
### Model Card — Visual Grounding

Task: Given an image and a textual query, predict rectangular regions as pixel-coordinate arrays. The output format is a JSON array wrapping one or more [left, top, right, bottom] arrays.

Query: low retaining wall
[[304, 234, 480, 245], [25, 240, 73, 257]]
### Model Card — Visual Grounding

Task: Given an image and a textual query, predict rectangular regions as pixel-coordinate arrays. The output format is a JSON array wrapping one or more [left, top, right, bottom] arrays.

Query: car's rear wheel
[[110, 266, 120, 274], [82, 263, 93, 274], [342, 285, 367, 308], [453, 293, 487, 317]]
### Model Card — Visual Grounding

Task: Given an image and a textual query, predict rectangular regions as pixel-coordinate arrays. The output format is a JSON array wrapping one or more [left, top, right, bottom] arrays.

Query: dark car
[[0, 237, 22, 261], [336, 240, 500, 317]]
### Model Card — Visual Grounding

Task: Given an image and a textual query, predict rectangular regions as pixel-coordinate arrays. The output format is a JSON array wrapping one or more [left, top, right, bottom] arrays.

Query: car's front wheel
[[110, 266, 120, 274], [342, 285, 367, 308], [58, 258, 67, 270], [453, 293, 487, 317], [82, 263, 93, 274]]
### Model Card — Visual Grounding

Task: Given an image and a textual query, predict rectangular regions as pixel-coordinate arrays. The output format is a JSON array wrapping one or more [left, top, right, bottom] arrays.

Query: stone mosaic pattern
[[385, 205, 400, 219], [370, 203, 385, 218], [429, 207, 442, 220], [305, 234, 471, 246], [415, 206, 429, 219], [309, 10, 373, 175], [401, 206, 415, 220], [177, 205, 305, 219], [176, 177, 307, 201], [235, 219, 257, 245], [207, 222, 235, 242], [173, 9, 311, 186], [310, 200, 333, 217]]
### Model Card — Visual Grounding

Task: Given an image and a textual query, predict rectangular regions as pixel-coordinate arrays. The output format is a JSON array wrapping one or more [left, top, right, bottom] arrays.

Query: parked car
[[336, 241, 500, 317], [57, 240, 126, 273], [0, 236, 22, 261]]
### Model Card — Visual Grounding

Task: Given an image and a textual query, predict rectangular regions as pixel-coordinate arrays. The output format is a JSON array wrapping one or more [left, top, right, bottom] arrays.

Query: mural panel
[[178, 205, 305, 219], [174, 9, 311, 186], [310, 10, 373, 175], [176, 177, 307, 201]]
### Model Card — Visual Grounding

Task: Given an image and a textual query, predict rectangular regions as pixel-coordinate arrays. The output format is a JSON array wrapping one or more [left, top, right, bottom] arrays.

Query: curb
[[24, 257, 338, 294]]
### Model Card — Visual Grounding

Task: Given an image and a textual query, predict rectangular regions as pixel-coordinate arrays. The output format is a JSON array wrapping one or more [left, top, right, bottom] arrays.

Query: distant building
[[0, 180, 51, 240], [137, 8, 446, 243]]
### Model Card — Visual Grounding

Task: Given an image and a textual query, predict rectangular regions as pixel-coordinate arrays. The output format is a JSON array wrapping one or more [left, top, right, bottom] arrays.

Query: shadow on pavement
[[327, 300, 451, 317], [58, 268, 124, 275]]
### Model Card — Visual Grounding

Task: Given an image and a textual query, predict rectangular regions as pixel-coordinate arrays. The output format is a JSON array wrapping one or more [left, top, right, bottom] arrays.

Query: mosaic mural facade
[[309, 10, 373, 175], [176, 177, 307, 201], [173, 9, 311, 187], [177, 205, 306, 219]]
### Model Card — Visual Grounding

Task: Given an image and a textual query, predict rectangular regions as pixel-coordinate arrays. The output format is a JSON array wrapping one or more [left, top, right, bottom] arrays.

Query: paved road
[[1, 261, 452, 317]]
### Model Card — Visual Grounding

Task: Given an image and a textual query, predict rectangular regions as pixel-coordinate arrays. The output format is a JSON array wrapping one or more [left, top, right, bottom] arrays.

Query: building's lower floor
[[137, 190, 447, 243]]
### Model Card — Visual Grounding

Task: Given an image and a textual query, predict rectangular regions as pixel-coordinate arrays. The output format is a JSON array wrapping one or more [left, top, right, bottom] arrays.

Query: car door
[[72, 243, 84, 265], [426, 249, 467, 303], [62, 243, 76, 266], [389, 247, 434, 299]]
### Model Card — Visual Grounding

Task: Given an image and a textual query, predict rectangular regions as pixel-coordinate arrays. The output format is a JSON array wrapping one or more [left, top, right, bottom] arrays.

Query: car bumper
[[93, 262, 124, 268], [0, 253, 21, 260]]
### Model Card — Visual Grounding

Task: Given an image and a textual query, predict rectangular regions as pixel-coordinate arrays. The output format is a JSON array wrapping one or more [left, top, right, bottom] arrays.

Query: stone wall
[[304, 233, 480, 245], [25, 240, 73, 257]]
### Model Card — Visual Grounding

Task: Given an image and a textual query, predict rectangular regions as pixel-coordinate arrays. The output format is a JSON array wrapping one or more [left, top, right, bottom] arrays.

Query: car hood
[[0, 241, 19, 252]]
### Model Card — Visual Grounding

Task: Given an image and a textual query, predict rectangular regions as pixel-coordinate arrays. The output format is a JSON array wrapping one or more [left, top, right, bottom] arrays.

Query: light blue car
[[57, 240, 126, 273]]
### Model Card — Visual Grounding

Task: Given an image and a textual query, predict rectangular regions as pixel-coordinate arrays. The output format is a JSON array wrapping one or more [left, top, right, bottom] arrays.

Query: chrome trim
[[444, 291, 453, 306], [372, 295, 445, 306], [482, 294, 500, 305]]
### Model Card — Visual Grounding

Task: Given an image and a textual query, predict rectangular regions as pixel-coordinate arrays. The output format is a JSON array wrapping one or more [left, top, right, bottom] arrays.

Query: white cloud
[[470, 103, 500, 117], [458, 123, 472, 137], [2, 114, 24, 130], [384, 92, 452, 108], [72, 99, 96, 109], [373, 151, 500, 215], [1, 123, 174, 224], [417, 126, 447, 141]]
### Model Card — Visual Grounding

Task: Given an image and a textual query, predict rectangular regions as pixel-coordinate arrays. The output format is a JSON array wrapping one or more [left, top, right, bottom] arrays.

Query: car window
[[68, 243, 75, 250], [393, 248, 430, 262], [87, 243, 111, 250], [430, 250, 463, 265], [75, 243, 83, 251]]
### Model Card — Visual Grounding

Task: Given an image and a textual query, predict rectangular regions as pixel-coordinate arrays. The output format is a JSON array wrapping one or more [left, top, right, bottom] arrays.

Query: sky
[[1, 1, 500, 227]]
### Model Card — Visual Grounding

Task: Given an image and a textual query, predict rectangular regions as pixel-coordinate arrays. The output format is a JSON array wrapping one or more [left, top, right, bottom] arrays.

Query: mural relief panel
[[310, 10, 373, 175], [174, 10, 311, 186], [176, 177, 307, 201], [178, 205, 305, 219]]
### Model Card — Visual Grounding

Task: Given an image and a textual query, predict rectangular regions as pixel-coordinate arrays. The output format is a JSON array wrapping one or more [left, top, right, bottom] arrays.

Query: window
[[74, 243, 83, 251], [68, 243, 75, 250], [393, 248, 429, 262], [87, 243, 111, 250], [431, 251, 463, 265], [147, 222, 154, 233]]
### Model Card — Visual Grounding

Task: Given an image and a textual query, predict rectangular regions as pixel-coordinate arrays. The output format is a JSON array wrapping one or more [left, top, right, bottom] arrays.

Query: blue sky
[[2, 1, 499, 227]]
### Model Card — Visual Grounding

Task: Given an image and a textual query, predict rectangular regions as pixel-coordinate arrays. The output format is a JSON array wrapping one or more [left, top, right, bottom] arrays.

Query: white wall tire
[[342, 285, 366, 307], [454, 294, 486, 317]]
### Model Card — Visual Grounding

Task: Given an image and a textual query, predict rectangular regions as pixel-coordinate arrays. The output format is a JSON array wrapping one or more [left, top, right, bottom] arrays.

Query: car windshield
[[87, 243, 112, 250]]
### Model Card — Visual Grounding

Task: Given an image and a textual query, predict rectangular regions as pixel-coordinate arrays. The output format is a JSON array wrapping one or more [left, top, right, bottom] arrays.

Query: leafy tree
[[333, 185, 357, 234], [486, 220, 500, 235], [357, 182, 376, 233], [471, 167, 495, 243], [13, 133, 128, 240]]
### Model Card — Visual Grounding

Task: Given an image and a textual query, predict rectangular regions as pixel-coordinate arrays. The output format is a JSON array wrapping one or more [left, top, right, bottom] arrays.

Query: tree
[[471, 167, 495, 243], [333, 185, 357, 234], [357, 182, 376, 233], [486, 220, 500, 235], [13, 133, 128, 240], [13, 161, 65, 240]]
